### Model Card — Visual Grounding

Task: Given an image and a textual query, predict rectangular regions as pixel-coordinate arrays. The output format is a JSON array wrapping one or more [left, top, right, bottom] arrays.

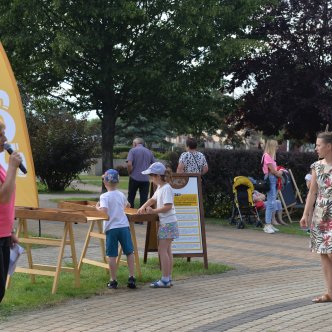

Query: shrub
[[27, 104, 98, 191], [164, 151, 182, 171], [114, 151, 128, 159], [153, 151, 166, 159], [115, 165, 129, 176], [113, 145, 131, 154]]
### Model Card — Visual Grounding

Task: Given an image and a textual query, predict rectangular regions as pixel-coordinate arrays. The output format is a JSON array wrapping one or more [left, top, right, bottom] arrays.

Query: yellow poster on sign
[[0, 43, 38, 207], [174, 194, 198, 206]]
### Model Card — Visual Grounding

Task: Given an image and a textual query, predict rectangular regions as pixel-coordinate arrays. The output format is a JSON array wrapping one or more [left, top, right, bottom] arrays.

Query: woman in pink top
[[0, 120, 21, 303], [262, 139, 283, 234]]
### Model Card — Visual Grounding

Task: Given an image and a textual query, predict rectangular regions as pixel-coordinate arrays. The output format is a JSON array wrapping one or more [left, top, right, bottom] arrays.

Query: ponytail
[[161, 167, 173, 183], [317, 131, 332, 145]]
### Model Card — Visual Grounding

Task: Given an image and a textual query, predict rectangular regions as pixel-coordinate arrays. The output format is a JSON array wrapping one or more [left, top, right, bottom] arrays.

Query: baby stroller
[[230, 176, 262, 229]]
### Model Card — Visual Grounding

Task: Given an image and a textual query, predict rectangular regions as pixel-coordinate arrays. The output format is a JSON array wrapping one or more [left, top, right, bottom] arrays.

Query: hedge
[[165, 149, 317, 218]]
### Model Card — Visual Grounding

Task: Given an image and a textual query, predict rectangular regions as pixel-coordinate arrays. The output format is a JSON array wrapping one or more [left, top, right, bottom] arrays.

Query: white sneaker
[[264, 224, 275, 234], [271, 225, 279, 232]]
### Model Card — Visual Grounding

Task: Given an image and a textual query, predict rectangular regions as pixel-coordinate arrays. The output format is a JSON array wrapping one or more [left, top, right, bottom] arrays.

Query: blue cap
[[142, 162, 166, 175], [103, 169, 119, 183]]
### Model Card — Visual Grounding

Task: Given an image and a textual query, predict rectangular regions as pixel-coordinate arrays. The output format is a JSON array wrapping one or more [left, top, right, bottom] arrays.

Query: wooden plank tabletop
[[15, 207, 104, 223], [58, 201, 159, 223]]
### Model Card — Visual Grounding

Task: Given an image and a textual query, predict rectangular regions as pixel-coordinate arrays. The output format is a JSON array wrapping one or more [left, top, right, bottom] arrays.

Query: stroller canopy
[[233, 176, 255, 206]]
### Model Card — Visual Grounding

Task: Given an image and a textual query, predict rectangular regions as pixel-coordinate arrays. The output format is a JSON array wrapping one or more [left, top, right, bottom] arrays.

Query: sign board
[[172, 176, 204, 254], [0, 43, 38, 207]]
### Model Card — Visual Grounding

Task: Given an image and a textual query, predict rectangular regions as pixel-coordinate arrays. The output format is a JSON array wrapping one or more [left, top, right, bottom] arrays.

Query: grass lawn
[[37, 182, 95, 194], [50, 197, 99, 203], [78, 174, 129, 190], [37, 175, 129, 193], [206, 217, 310, 237], [1, 258, 232, 319]]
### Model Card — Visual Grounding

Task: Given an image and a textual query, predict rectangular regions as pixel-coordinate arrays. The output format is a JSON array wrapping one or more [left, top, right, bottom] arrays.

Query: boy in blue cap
[[96, 169, 136, 289]]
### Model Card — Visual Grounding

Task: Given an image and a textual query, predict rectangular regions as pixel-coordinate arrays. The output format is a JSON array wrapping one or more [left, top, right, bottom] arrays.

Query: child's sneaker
[[127, 276, 136, 289], [150, 279, 171, 288], [107, 280, 118, 289]]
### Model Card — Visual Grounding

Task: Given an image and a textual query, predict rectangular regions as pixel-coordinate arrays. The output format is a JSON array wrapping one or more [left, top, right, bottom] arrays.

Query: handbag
[[255, 177, 270, 192], [190, 152, 206, 184], [257, 153, 271, 192]]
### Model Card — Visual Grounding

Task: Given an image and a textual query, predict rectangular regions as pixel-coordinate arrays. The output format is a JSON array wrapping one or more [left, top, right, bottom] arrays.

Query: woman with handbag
[[176, 137, 208, 177], [262, 139, 283, 234]]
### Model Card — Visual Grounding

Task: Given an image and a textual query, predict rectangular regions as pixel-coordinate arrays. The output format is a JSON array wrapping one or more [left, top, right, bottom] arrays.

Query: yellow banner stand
[[0, 43, 38, 207]]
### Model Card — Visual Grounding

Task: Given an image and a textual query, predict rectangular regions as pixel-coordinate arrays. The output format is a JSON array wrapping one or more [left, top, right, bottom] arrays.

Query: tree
[[226, 0, 332, 141], [115, 115, 173, 149], [0, 0, 274, 171], [170, 91, 241, 141], [27, 98, 98, 191]]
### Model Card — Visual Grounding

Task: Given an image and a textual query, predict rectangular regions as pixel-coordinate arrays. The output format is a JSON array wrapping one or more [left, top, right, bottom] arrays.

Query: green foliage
[[226, 0, 332, 141], [153, 151, 166, 159], [85, 118, 102, 155], [113, 151, 129, 159], [113, 145, 131, 154], [115, 165, 129, 177], [27, 98, 98, 191], [205, 193, 233, 220], [208, 217, 310, 236], [115, 115, 174, 149], [164, 151, 183, 170], [0, 0, 274, 171]]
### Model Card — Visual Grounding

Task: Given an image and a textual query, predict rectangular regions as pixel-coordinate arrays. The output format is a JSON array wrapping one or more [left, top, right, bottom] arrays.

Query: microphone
[[4, 143, 28, 174]]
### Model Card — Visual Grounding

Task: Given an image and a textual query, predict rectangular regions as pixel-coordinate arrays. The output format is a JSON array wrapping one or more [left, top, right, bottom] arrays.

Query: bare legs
[[271, 212, 279, 225], [109, 253, 135, 281], [320, 253, 332, 297], [158, 239, 173, 278], [167, 242, 173, 280], [312, 254, 332, 302], [127, 253, 135, 277], [109, 257, 117, 281], [276, 210, 287, 225]]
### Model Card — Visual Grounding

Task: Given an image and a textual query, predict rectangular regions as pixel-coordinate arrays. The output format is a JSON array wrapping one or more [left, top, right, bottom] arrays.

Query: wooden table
[[8, 207, 104, 294], [58, 201, 159, 278]]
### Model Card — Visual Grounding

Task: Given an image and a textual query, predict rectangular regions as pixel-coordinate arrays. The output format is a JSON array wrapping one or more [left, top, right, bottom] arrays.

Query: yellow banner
[[0, 43, 38, 207]]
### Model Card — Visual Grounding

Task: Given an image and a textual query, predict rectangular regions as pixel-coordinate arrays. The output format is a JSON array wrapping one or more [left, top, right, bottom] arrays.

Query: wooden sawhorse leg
[[6, 218, 35, 289], [78, 221, 142, 278], [129, 223, 141, 278], [52, 222, 80, 294]]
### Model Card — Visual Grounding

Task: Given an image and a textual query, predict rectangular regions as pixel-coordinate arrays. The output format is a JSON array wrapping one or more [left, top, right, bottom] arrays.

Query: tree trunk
[[101, 109, 117, 172]]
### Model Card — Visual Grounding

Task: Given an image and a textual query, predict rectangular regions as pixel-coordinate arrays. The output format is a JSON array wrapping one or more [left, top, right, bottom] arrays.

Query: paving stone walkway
[[1, 190, 331, 332]]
